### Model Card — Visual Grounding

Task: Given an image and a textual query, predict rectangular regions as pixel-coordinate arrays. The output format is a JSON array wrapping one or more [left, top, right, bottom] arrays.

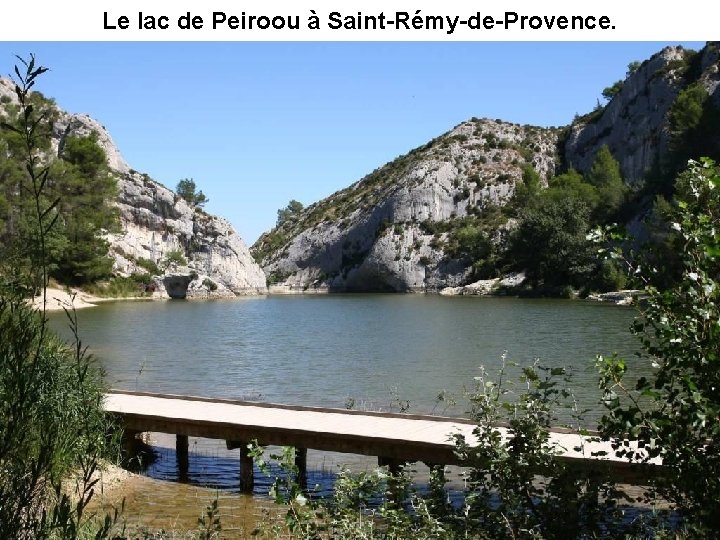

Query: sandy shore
[[30, 286, 103, 312]]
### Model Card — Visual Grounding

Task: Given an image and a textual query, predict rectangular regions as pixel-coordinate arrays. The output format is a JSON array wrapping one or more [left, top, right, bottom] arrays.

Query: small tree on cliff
[[586, 145, 626, 220], [276, 199, 304, 226], [176, 177, 208, 208]]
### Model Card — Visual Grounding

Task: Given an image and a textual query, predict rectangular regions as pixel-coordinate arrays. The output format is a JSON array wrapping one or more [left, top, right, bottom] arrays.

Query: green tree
[[669, 83, 706, 143], [546, 168, 601, 211], [509, 164, 542, 212], [276, 199, 304, 226], [585, 145, 626, 219], [0, 86, 118, 287], [627, 60, 641, 75], [176, 177, 208, 208], [509, 196, 594, 290], [49, 133, 119, 284], [601, 80, 624, 101], [597, 158, 720, 533], [667, 83, 720, 176]]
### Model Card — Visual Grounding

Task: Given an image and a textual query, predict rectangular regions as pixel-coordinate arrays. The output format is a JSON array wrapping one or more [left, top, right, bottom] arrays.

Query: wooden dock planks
[[104, 390, 659, 477]]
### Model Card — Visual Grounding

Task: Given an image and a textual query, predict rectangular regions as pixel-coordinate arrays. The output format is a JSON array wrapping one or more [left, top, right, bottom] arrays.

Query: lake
[[49, 294, 642, 532], [51, 294, 639, 415]]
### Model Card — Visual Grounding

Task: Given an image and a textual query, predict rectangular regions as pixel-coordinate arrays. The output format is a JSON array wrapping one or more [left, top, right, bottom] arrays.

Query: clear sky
[[0, 42, 704, 243]]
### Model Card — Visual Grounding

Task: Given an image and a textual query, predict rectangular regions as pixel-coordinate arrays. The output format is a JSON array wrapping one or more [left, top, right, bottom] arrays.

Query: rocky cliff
[[566, 43, 720, 183], [0, 77, 267, 298], [254, 119, 559, 292], [253, 42, 720, 293]]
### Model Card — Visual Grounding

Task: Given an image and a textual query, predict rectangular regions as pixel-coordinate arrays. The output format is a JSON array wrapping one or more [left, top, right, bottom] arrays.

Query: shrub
[[596, 158, 720, 533], [136, 257, 160, 275], [85, 275, 150, 297], [0, 55, 121, 539], [0, 298, 121, 538], [252, 362, 634, 539], [202, 278, 218, 291], [161, 248, 187, 270]]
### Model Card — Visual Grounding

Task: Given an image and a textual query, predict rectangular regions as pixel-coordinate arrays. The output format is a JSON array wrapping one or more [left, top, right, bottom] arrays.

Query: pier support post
[[239, 443, 254, 494], [295, 447, 308, 490], [120, 429, 141, 467], [378, 456, 405, 505], [176, 434, 189, 482], [378, 456, 403, 475], [226, 439, 255, 493]]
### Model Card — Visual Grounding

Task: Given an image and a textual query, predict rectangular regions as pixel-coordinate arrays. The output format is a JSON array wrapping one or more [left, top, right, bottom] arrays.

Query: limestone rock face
[[0, 77, 267, 296], [565, 44, 720, 183], [108, 170, 266, 296], [253, 119, 559, 292]]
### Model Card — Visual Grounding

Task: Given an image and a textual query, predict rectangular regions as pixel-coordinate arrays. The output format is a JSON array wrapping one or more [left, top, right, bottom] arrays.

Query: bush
[[252, 362, 636, 539], [85, 275, 150, 297], [202, 277, 218, 291], [136, 257, 160, 275], [597, 158, 720, 533], [0, 299, 119, 538], [161, 248, 187, 270], [590, 259, 628, 293], [0, 55, 121, 539]]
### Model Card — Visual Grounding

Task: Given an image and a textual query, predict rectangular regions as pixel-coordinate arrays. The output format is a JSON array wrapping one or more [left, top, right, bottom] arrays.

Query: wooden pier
[[105, 390, 656, 492]]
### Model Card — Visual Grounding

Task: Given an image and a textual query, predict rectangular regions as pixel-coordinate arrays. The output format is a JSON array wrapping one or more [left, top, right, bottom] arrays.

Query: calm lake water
[[50, 295, 643, 531], [51, 294, 639, 415]]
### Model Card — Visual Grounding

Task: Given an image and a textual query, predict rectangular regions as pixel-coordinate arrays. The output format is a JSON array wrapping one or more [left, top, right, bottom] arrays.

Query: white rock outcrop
[[0, 77, 267, 297], [254, 119, 558, 292]]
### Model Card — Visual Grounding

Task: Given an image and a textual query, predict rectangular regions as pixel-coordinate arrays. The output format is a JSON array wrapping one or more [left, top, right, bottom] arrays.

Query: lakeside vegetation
[[0, 56, 122, 539], [243, 158, 720, 539]]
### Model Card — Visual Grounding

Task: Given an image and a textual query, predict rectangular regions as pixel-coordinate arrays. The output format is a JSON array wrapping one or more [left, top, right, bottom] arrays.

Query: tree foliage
[[0, 77, 118, 287], [50, 134, 119, 284], [601, 80, 624, 101], [585, 145, 626, 220], [504, 147, 629, 293], [597, 158, 720, 534], [667, 83, 720, 175], [509, 196, 595, 290], [0, 54, 121, 539], [509, 164, 542, 212], [277, 199, 304, 227], [176, 177, 208, 208]]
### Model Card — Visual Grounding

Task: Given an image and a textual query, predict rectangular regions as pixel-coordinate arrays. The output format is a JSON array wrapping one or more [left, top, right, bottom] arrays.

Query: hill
[[252, 43, 720, 293]]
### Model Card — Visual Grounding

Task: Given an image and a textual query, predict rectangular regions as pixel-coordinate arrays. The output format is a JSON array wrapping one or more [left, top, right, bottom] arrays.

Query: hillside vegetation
[[0, 89, 119, 291]]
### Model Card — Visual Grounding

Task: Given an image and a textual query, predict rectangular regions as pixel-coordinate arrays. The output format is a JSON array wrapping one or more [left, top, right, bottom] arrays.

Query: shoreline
[[30, 286, 159, 312], [31, 284, 642, 313]]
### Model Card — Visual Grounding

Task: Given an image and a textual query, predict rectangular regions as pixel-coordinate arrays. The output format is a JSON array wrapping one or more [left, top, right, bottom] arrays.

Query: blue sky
[[0, 42, 704, 243]]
